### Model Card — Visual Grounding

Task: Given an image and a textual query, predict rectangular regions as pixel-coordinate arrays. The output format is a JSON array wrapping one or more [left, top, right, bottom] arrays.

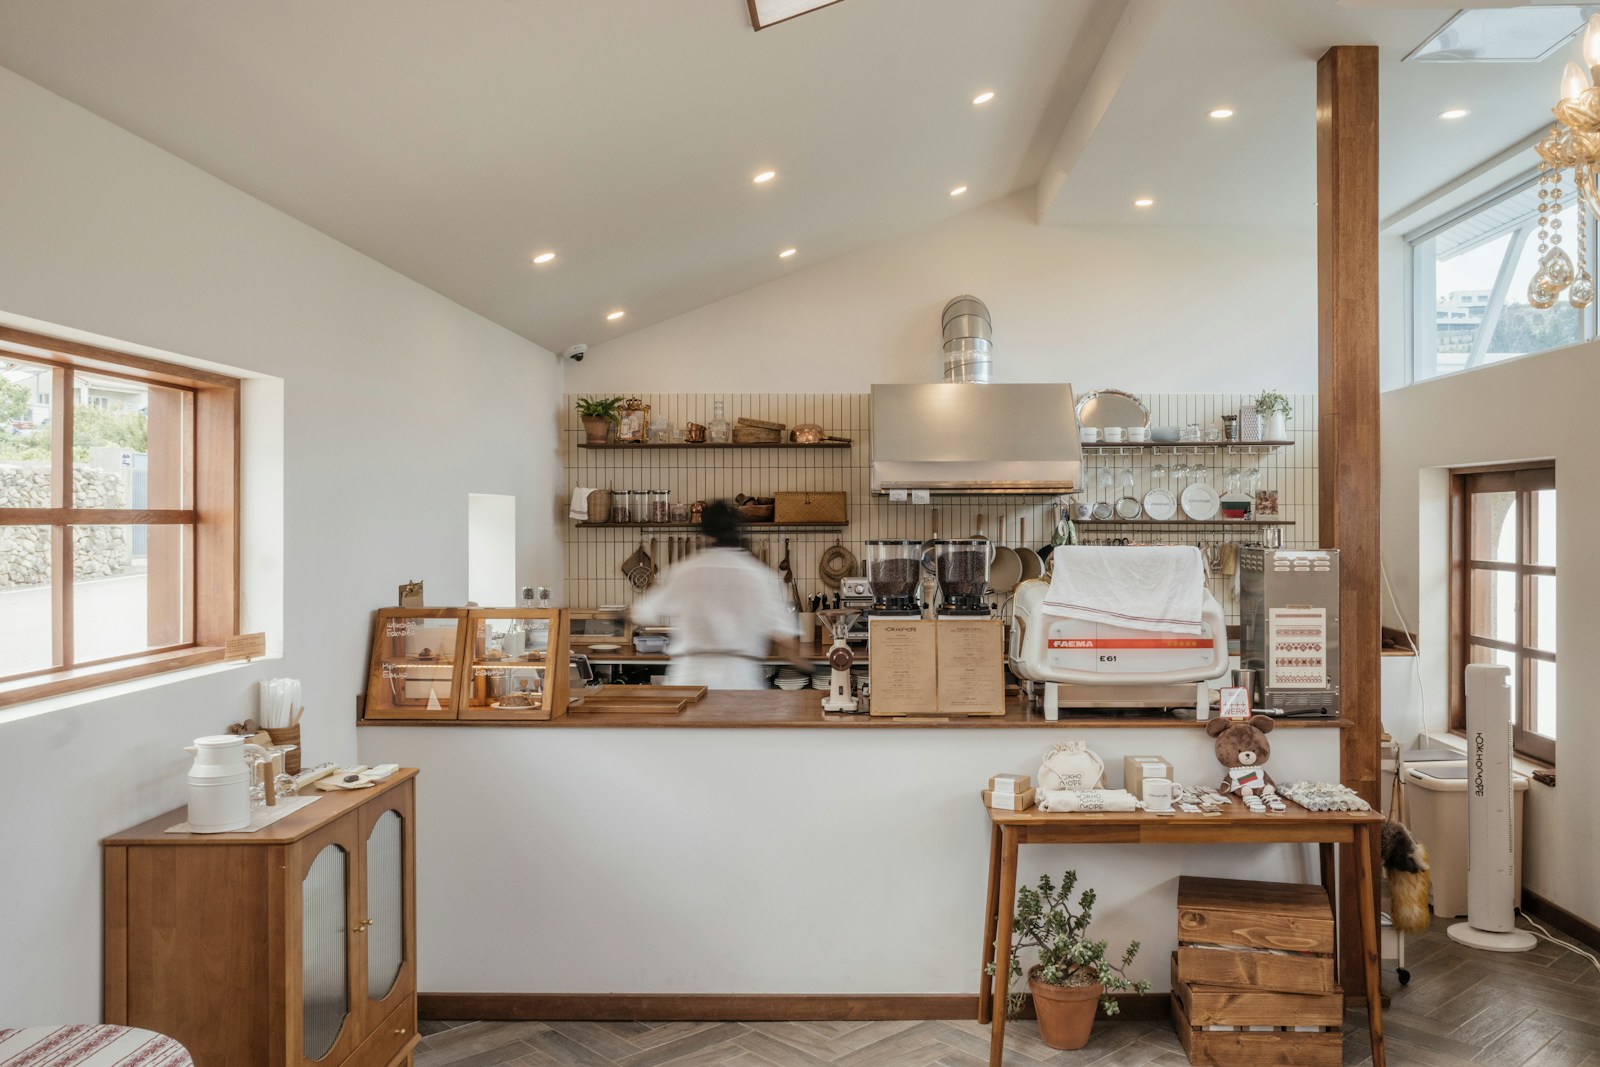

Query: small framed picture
[[1254, 489, 1279, 517], [398, 580, 424, 608], [1220, 686, 1252, 720]]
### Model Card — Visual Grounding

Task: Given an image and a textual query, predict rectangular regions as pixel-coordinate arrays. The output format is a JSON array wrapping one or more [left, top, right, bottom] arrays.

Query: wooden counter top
[[358, 691, 1347, 729]]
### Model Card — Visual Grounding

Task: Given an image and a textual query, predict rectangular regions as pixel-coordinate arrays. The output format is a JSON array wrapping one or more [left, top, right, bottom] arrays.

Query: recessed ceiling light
[[531, 251, 556, 265], [779, 248, 797, 258], [1208, 107, 1234, 119], [1133, 198, 1155, 207], [753, 170, 777, 184], [606, 310, 625, 321], [1439, 108, 1470, 120], [950, 185, 968, 197], [973, 91, 995, 105]]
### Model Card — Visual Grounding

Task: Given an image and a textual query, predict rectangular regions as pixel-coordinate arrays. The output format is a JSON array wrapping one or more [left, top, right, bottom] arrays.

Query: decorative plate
[[1114, 496, 1143, 520], [587, 643, 621, 652], [1180, 483, 1221, 521], [1142, 488, 1177, 521], [1091, 501, 1113, 521]]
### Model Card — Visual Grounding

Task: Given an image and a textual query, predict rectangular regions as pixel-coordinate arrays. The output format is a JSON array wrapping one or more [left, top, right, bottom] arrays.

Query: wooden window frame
[[1449, 461, 1556, 763], [0, 325, 239, 706]]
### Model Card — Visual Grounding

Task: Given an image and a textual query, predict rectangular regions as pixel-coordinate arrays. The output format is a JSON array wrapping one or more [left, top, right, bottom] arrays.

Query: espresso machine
[[927, 538, 993, 618]]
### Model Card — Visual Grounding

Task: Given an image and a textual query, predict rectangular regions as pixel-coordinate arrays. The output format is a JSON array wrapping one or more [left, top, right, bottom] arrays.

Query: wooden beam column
[[1316, 45, 1382, 997]]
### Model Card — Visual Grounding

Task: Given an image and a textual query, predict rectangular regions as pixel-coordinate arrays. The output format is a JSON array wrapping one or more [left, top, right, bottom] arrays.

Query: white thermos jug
[[184, 735, 266, 833]]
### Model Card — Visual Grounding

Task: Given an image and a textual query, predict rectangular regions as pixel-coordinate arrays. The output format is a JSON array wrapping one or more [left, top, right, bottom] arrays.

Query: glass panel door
[[302, 844, 349, 1061], [365, 810, 405, 1000]]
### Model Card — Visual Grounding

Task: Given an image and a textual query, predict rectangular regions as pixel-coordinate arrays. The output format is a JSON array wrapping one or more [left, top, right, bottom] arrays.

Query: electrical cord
[[1516, 910, 1600, 975]]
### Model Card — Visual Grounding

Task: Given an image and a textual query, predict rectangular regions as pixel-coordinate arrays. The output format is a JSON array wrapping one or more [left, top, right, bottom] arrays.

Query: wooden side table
[[977, 802, 1385, 1067]]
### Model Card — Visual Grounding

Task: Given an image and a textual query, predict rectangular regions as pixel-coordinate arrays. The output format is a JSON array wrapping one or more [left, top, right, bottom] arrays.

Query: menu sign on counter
[[868, 618, 1005, 717], [867, 620, 938, 716], [935, 619, 1005, 716]]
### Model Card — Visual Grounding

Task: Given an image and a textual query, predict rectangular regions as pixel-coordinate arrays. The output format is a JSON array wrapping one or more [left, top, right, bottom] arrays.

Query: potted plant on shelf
[[575, 396, 625, 445], [988, 869, 1150, 1051], [1254, 389, 1292, 441]]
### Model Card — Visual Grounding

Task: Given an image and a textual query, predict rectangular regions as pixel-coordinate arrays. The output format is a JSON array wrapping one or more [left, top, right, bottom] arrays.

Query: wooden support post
[[1316, 44, 1382, 996]]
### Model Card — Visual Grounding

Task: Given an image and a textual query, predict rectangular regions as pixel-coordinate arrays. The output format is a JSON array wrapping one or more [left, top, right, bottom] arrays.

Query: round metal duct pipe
[[941, 294, 992, 383]]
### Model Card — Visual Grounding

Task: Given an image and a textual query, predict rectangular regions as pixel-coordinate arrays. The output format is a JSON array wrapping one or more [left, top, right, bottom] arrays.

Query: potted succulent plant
[[575, 396, 625, 445], [988, 869, 1150, 1051], [1253, 389, 1293, 442]]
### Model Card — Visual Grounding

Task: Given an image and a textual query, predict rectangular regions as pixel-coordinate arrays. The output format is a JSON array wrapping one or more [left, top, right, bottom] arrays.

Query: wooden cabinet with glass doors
[[102, 770, 419, 1067], [362, 607, 571, 722]]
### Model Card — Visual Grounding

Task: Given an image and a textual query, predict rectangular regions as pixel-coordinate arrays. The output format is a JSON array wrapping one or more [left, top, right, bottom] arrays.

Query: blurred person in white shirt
[[631, 501, 806, 689]]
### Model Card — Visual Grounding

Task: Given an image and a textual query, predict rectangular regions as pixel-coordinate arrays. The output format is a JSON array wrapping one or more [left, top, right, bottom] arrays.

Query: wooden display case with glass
[[363, 608, 470, 720], [461, 608, 572, 721]]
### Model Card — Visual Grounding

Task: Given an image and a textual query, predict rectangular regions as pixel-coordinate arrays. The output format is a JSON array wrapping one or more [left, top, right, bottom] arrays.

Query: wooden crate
[[1172, 992, 1341, 1067], [1176, 876, 1334, 954], [1174, 945, 1335, 994], [1170, 954, 1343, 1028]]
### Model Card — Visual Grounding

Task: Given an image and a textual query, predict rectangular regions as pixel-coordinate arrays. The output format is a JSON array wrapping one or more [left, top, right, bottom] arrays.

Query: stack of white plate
[[811, 665, 832, 690], [774, 666, 811, 690]]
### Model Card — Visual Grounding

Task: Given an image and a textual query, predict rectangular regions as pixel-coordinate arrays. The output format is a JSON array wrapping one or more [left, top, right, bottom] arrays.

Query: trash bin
[[1400, 759, 1529, 919]]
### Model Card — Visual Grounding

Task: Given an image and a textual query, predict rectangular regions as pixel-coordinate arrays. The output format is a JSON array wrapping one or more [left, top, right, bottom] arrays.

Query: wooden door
[[287, 815, 361, 1067], [356, 780, 416, 1036]]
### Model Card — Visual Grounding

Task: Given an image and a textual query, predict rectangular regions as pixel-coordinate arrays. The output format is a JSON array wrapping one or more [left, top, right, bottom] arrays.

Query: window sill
[[0, 648, 279, 723], [1434, 729, 1555, 774]]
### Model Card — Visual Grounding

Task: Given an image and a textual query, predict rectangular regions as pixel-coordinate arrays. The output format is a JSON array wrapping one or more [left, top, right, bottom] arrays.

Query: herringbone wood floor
[[414, 917, 1600, 1067]]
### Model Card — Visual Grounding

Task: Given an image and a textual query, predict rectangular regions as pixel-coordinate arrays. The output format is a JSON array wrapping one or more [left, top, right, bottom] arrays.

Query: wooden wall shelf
[[574, 521, 846, 530], [579, 441, 850, 450], [1082, 440, 1293, 454], [1073, 519, 1295, 527]]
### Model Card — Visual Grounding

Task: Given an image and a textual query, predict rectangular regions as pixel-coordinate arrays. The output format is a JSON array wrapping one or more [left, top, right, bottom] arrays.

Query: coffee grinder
[[864, 540, 922, 618], [929, 538, 994, 618], [817, 608, 862, 712]]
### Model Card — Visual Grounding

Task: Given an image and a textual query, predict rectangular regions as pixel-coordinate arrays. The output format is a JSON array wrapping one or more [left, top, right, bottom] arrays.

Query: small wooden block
[[1177, 875, 1335, 954]]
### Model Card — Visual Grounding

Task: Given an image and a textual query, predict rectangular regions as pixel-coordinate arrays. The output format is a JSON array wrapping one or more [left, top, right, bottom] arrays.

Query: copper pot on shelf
[[684, 422, 707, 443]]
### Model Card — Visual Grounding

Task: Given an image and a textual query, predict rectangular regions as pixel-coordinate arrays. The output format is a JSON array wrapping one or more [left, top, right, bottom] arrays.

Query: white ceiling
[[0, 0, 1580, 349]]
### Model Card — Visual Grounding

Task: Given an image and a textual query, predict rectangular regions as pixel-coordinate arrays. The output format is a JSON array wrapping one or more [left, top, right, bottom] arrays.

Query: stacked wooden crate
[[1170, 876, 1344, 1066]]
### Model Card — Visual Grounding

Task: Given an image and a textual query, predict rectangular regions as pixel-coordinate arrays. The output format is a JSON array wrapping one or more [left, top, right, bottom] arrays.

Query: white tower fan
[[1447, 664, 1536, 952]]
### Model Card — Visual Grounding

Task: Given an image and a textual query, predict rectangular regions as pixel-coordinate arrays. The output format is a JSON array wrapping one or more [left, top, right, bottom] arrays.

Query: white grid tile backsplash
[[563, 393, 1318, 623]]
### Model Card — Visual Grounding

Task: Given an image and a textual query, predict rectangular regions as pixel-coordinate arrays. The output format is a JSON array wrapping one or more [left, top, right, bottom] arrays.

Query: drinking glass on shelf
[[1224, 467, 1242, 494], [1173, 460, 1191, 487], [1193, 464, 1211, 484], [1097, 466, 1115, 502], [1121, 467, 1136, 493], [1204, 428, 1223, 443], [1182, 422, 1202, 442], [1246, 466, 1262, 496], [1150, 462, 1169, 483]]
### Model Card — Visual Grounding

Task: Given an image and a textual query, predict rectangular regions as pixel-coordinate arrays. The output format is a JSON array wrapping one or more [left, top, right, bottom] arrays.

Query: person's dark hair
[[700, 501, 743, 549]]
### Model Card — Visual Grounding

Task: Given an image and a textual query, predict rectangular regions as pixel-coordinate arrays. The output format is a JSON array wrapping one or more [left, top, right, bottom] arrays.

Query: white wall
[[1381, 343, 1598, 927], [569, 190, 1318, 395], [0, 65, 565, 1020]]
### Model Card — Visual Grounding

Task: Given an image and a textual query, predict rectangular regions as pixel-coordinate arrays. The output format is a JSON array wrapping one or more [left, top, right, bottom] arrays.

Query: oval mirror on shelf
[[1074, 389, 1149, 429]]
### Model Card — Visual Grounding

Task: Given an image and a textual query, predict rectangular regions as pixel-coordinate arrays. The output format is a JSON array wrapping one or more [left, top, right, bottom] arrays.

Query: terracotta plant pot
[[580, 416, 612, 444], [1028, 970, 1102, 1051]]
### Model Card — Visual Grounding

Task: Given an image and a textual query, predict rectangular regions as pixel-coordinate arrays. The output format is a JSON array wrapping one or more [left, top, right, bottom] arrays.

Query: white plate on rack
[[1142, 488, 1177, 521], [1180, 483, 1221, 521]]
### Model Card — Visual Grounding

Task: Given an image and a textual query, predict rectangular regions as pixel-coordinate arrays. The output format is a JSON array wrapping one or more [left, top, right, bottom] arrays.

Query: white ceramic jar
[[184, 735, 262, 833]]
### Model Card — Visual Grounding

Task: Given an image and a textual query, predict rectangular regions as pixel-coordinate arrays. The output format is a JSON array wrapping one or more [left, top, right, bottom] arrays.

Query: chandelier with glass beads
[[1536, 15, 1600, 310]]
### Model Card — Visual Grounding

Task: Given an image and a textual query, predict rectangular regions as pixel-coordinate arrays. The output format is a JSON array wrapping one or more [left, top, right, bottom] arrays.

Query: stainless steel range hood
[[870, 383, 1081, 495]]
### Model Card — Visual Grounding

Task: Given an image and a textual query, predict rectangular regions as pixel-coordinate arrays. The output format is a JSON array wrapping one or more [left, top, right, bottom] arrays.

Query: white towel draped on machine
[[1041, 545, 1206, 634]]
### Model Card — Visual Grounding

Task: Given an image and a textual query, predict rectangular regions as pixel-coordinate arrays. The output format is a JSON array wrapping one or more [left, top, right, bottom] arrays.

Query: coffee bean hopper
[[926, 538, 994, 617], [864, 539, 922, 617]]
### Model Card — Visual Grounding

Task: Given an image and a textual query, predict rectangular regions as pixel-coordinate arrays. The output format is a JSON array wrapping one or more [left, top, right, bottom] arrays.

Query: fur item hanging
[[1382, 820, 1432, 934]]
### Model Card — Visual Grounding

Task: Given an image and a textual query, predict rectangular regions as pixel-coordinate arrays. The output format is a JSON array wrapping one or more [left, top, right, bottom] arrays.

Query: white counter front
[[358, 722, 1342, 996]]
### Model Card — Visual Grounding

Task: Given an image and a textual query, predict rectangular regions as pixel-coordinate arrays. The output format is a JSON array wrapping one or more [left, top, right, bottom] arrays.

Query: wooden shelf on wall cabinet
[[573, 521, 847, 530], [1072, 518, 1295, 527], [1081, 440, 1294, 453], [577, 441, 851, 450]]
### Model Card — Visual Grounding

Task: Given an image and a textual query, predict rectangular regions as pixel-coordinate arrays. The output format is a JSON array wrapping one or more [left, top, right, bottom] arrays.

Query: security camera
[[563, 344, 588, 362]]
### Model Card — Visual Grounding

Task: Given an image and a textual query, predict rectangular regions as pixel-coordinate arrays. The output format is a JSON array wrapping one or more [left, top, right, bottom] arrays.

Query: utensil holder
[[264, 724, 301, 774]]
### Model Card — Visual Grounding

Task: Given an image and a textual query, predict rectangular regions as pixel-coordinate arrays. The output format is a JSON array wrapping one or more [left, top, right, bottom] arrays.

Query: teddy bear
[[1205, 715, 1278, 797]]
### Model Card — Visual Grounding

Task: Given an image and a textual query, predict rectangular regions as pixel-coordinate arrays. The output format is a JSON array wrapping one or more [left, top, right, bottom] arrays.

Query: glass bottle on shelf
[[708, 401, 730, 444], [650, 490, 670, 523]]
